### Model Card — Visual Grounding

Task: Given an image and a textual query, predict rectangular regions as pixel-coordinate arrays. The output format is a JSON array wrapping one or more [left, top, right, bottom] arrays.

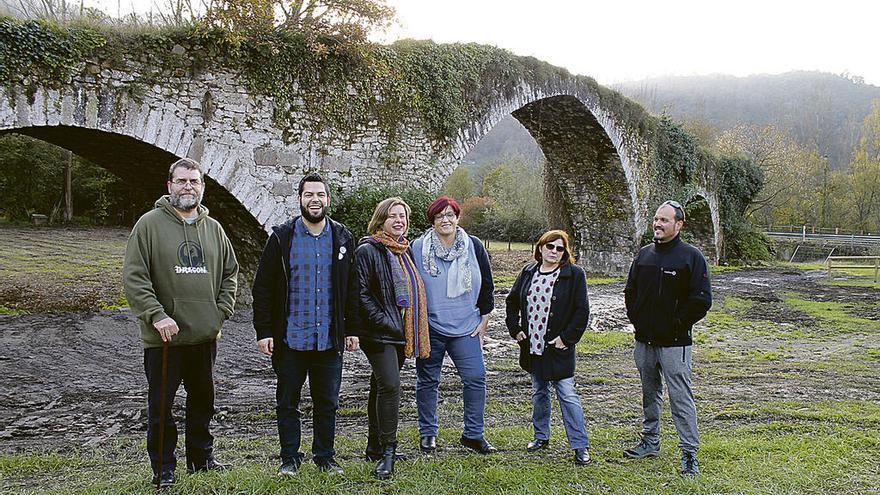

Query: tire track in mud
[[1, 267, 878, 452]]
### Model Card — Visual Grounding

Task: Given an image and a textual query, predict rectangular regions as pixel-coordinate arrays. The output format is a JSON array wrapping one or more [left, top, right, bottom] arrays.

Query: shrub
[[332, 185, 434, 241]]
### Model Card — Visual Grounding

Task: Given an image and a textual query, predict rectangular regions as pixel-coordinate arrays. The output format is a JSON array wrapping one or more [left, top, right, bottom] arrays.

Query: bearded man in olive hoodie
[[123, 158, 239, 488]]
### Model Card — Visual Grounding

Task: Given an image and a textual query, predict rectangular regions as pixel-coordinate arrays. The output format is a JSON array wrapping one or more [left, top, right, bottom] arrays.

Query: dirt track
[[2, 264, 878, 454]]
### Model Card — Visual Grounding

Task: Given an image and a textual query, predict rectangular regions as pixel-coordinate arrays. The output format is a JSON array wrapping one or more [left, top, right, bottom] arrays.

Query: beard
[[300, 202, 327, 223], [170, 190, 202, 211]]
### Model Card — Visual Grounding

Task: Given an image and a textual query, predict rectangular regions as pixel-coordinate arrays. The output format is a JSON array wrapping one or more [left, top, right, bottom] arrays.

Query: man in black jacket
[[623, 200, 712, 477], [252, 172, 358, 477]]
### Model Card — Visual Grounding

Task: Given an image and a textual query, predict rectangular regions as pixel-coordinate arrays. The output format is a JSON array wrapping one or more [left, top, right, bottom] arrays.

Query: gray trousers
[[634, 341, 699, 453]]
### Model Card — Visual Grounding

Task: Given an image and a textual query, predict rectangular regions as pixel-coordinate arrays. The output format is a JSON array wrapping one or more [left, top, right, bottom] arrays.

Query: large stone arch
[[513, 96, 636, 273], [446, 84, 644, 274]]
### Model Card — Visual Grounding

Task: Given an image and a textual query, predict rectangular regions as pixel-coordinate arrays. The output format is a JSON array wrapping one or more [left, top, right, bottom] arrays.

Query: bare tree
[[0, 0, 86, 22]]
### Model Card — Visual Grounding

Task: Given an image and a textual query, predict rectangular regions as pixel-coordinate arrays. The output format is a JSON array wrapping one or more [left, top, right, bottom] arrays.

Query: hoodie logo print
[[175, 241, 208, 274]]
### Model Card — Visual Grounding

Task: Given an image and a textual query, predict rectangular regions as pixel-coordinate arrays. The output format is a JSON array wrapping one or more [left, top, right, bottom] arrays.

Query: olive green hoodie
[[123, 196, 239, 348]]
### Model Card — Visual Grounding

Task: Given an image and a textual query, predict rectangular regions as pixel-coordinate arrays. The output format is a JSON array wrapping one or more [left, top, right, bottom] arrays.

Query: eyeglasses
[[662, 200, 685, 221], [434, 212, 457, 221], [171, 178, 203, 187], [543, 243, 566, 253]]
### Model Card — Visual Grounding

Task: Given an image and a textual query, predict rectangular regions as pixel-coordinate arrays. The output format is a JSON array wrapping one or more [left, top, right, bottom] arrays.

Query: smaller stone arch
[[684, 193, 721, 264]]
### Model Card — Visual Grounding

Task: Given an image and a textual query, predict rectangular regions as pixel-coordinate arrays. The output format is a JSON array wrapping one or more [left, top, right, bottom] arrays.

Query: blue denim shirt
[[286, 218, 333, 350]]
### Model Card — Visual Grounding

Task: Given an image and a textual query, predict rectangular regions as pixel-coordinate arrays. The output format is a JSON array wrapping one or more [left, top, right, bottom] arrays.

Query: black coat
[[505, 262, 590, 381], [351, 237, 408, 346], [251, 217, 357, 357], [624, 235, 712, 347]]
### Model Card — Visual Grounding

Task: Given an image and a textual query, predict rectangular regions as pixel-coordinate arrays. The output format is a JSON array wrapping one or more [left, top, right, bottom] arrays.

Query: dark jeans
[[273, 346, 343, 463], [144, 340, 217, 475], [362, 342, 405, 449]]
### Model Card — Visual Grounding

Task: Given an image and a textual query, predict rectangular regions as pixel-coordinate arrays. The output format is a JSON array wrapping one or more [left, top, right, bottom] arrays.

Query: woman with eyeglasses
[[353, 197, 429, 479], [505, 230, 591, 465], [410, 196, 496, 456]]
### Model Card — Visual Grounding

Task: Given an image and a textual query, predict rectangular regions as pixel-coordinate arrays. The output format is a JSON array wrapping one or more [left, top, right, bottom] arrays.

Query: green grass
[[702, 302, 784, 340], [494, 275, 624, 289], [702, 293, 879, 341], [493, 274, 518, 288], [2, 421, 877, 494], [97, 293, 129, 310], [586, 276, 624, 285], [576, 331, 632, 354], [783, 261, 880, 285], [0, 304, 24, 315], [708, 264, 750, 274], [484, 240, 533, 252], [713, 399, 880, 426], [783, 293, 880, 335], [823, 278, 880, 288]]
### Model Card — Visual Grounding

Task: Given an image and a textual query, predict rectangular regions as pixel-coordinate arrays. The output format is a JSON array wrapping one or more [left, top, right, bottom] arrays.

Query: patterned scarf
[[421, 227, 472, 298], [372, 231, 430, 358]]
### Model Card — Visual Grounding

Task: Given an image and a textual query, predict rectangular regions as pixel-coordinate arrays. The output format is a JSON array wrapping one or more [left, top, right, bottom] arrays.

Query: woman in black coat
[[352, 196, 429, 479], [505, 229, 591, 465]]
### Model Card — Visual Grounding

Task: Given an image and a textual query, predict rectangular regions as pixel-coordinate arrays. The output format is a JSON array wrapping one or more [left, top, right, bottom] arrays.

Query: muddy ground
[[2, 261, 878, 454]]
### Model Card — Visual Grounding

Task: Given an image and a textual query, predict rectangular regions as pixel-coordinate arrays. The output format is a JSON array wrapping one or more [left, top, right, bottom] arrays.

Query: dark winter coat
[[505, 261, 590, 381], [351, 237, 409, 346], [624, 235, 712, 347], [251, 217, 357, 357]]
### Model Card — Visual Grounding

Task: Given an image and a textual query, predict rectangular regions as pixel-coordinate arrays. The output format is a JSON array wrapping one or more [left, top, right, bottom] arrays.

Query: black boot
[[374, 444, 396, 480]]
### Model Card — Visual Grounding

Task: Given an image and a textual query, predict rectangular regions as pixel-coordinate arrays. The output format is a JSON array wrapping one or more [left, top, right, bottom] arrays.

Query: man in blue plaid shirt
[[252, 172, 359, 477]]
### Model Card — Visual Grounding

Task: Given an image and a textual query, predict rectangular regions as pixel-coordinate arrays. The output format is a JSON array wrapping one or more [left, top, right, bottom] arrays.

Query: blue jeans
[[416, 331, 487, 439], [531, 374, 589, 450], [273, 346, 342, 463]]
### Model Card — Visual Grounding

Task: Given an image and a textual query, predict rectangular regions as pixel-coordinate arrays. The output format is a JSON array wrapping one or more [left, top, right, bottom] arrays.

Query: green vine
[[0, 17, 766, 262], [0, 18, 105, 89]]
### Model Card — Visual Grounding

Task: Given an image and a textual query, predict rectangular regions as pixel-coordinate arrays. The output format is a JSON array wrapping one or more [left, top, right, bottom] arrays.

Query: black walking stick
[[155, 340, 169, 491]]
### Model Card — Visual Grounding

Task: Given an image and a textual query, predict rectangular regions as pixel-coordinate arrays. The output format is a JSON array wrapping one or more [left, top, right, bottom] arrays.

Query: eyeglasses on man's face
[[543, 243, 566, 253], [171, 178, 203, 187], [434, 212, 457, 221]]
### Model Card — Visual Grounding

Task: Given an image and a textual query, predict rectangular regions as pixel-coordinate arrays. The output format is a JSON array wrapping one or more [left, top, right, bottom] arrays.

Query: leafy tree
[[458, 196, 490, 231], [441, 167, 474, 203], [0, 133, 64, 220], [476, 158, 546, 243], [844, 99, 880, 231], [0, 133, 145, 224], [715, 124, 823, 226], [203, 0, 395, 43], [331, 184, 433, 241]]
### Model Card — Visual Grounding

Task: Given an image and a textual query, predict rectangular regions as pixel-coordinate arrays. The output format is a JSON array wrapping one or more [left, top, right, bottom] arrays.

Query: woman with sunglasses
[[505, 230, 591, 465], [411, 196, 496, 456]]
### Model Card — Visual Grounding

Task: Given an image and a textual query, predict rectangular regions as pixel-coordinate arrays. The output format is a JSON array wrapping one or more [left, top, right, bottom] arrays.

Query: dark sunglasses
[[543, 243, 566, 253], [662, 200, 686, 221]]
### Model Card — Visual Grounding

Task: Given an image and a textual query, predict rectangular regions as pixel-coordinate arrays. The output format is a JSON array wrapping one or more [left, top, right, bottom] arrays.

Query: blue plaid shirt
[[286, 218, 333, 351]]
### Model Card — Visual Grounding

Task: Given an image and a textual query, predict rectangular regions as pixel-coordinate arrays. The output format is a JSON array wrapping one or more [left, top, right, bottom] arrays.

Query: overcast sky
[[93, 0, 879, 86]]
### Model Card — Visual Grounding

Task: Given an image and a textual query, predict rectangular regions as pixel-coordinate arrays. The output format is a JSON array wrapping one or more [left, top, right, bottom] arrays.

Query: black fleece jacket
[[251, 217, 357, 356], [624, 235, 712, 347]]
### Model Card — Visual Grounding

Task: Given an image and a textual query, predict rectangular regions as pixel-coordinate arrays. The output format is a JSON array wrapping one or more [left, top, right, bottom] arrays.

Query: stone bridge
[[0, 23, 725, 279]]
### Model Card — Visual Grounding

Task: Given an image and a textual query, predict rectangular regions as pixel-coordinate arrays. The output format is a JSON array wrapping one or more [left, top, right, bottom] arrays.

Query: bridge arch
[[684, 192, 721, 264], [0, 125, 266, 284], [448, 86, 643, 274]]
